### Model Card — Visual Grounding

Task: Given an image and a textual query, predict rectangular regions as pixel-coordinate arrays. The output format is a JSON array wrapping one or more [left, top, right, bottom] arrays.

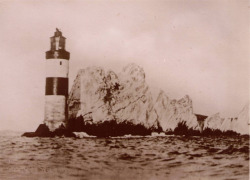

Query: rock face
[[22, 124, 75, 138], [234, 104, 249, 134], [153, 90, 200, 131], [203, 104, 249, 135], [68, 64, 200, 135], [67, 63, 249, 136], [68, 64, 159, 130], [203, 113, 225, 131]]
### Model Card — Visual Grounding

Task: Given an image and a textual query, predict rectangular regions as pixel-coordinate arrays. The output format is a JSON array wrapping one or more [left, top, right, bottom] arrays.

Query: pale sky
[[0, 0, 249, 131]]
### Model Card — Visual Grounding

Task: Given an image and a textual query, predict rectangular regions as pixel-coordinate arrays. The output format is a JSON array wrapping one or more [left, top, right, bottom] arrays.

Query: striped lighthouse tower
[[44, 28, 70, 131]]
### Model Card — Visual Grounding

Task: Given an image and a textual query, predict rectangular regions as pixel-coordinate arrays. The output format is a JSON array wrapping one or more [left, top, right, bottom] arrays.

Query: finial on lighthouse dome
[[55, 28, 62, 36], [46, 28, 70, 60]]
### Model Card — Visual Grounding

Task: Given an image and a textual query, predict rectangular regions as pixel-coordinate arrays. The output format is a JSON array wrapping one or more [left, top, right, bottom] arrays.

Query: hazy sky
[[0, 0, 249, 131]]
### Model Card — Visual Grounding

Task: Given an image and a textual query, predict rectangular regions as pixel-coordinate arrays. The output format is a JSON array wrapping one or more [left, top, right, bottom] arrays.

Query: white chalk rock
[[203, 113, 225, 130], [68, 67, 113, 122], [220, 117, 234, 132], [112, 64, 158, 128], [232, 104, 249, 135], [68, 64, 159, 129], [69, 64, 248, 135], [153, 90, 200, 131], [204, 104, 249, 135]]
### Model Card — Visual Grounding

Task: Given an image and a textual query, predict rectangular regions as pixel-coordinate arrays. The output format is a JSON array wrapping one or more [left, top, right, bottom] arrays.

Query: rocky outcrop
[[203, 113, 225, 131], [22, 63, 249, 137], [68, 64, 159, 131], [195, 114, 207, 130], [112, 64, 158, 129], [153, 90, 200, 132], [67, 64, 201, 136], [203, 104, 249, 135], [22, 124, 75, 137], [233, 104, 249, 135]]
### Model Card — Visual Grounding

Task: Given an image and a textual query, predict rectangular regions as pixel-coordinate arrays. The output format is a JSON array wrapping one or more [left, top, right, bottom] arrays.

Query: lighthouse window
[[60, 61, 62, 65]]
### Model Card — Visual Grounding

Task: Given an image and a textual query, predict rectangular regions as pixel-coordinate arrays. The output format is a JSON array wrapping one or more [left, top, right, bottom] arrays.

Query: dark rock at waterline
[[201, 128, 240, 137], [21, 132, 37, 137], [67, 116, 161, 137], [22, 124, 76, 138], [173, 122, 201, 136], [164, 122, 247, 138], [22, 118, 248, 138], [67, 116, 247, 137], [34, 124, 51, 137]]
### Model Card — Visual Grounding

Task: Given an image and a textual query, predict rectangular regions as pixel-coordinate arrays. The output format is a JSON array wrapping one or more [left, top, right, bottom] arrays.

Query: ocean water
[[0, 134, 249, 180]]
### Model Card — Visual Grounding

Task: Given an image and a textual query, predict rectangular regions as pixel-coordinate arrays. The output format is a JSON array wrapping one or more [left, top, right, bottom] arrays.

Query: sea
[[0, 133, 249, 180]]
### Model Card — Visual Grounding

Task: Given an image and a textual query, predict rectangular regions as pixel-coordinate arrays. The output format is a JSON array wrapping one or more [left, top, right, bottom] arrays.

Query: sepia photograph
[[0, 0, 249, 179]]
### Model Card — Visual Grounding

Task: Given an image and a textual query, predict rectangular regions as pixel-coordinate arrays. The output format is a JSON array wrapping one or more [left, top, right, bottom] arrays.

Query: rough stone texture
[[233, 104, 249, 134], [68, 64, 159, 129], [220, 117, 234, 132], [68, 64, 249, 135], [112, 64, 158, 128], [203, 113, 225, 131], [68, 72, 81, 119], [154, 90, 200, 131], [203, 104, 249, 135], [68, 64, 200, 132]]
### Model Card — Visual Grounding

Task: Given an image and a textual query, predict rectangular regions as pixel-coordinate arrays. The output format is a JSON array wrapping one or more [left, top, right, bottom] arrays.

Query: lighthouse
[[44, 29, 70, 131]]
